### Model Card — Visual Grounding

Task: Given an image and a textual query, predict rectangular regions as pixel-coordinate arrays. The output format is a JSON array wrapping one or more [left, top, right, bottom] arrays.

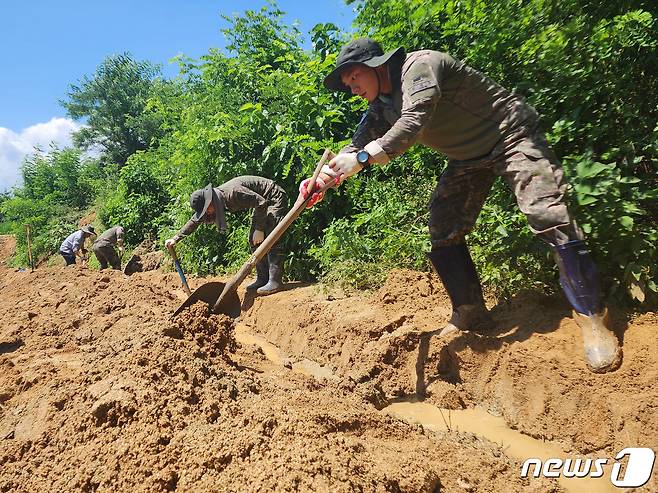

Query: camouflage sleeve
[[372, 60, 441, 162], [174, 217, 201, 241], [230, 186, 268, 231], [340, 105, 393, 154], [374, 104, 437, 160]]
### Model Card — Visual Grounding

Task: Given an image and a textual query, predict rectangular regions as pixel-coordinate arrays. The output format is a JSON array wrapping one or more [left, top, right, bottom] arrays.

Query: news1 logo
[[521, 447, 655, 488]]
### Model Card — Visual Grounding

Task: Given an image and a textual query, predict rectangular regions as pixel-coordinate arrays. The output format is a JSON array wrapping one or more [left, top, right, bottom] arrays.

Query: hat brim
[[324, 47, 404, 93], [192, 185, 214, 222], [81, 226, 96, 236]]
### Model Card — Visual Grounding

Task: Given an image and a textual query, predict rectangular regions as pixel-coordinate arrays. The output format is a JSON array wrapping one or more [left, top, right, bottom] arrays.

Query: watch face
[[357, 150, 369, 164]]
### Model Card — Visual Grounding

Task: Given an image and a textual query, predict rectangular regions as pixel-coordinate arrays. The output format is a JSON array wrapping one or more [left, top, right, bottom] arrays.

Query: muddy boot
[[554, 240, 621, 373], [257, 252, 283, 295], [440, 304, 492, 336], [573, 308, 622, 373], [428, 244, 492, 336], [246, 257, 269, 291]]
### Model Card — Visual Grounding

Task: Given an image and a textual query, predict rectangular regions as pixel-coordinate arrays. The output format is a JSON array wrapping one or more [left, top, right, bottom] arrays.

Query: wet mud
[[0, 243, 656, 492]]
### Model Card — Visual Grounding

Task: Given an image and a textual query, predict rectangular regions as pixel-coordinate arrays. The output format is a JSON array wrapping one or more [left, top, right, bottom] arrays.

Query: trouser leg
[[497, 123, 620, 372], [427, 158, 495, 332], [61, 251, 76, 266], [93, 245, 109, 270], [249, 190, 287, 294], [246, 244, 270, 290], [106, 247, 121, 270]]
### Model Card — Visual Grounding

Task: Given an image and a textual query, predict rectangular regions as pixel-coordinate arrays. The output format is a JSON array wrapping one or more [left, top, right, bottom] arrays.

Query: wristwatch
[[356, 149, 371, 166]]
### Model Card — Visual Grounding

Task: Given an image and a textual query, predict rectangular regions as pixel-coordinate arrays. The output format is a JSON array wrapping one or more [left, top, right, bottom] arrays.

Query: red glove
[[299, 177, 327, 208]]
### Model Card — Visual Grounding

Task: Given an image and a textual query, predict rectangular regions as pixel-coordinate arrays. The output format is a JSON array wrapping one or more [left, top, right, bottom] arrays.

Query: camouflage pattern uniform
[[342, 50, 582, 248], [92, 226, 124, 270], [174, 176, 288, 255]]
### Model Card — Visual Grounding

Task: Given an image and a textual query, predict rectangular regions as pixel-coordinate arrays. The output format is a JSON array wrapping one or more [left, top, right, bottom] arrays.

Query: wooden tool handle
[[212, 150, 336, 312]]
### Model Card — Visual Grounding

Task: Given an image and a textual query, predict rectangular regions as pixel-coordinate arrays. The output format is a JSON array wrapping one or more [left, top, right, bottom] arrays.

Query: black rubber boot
[[257, 252, 284, 295], [246, 257, 269, 291], [428, 244, 491, 334], [554, 241, 621, 372]]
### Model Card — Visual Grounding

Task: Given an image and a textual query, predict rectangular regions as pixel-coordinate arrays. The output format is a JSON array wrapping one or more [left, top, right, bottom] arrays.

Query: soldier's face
[[204, 202, 216, 223], [341, 65, 379, 102]]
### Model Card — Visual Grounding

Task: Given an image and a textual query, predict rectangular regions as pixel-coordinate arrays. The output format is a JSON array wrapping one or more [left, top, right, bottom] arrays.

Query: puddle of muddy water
[[383, 400, 619, 493], [234, 324, 620, 493]]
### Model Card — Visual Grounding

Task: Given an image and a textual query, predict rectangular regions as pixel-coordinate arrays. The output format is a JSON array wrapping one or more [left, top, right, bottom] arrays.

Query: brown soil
[[0, 244, 656, 492], [0, 236, 16, 267], [123, 252, 165, 275]]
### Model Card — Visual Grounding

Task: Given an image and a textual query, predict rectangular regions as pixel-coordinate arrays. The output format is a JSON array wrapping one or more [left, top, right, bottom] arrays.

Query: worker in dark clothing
[[92, 226, 125, 270], [165, 176, 288, 295], [301, 37, 620, 373]]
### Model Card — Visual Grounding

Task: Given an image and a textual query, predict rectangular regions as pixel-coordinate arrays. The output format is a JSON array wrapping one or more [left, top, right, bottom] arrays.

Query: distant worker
[[165, 176, 288, 295], [59, 225, 96, 266], [92, 226, 125, 270]]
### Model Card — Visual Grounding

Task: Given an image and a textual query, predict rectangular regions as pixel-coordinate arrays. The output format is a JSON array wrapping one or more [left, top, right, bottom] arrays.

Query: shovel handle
[[305, 148, 332, 196], [168, 245, 192, 295], [212, 149, 336, 313]]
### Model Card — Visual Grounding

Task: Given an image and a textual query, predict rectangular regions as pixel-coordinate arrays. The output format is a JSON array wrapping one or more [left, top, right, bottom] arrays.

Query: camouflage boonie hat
[[324, 38, 404, 93]]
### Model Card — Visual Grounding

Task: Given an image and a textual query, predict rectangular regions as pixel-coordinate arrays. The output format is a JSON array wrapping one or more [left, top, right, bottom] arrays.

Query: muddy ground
[[0, 234, 656, 492]]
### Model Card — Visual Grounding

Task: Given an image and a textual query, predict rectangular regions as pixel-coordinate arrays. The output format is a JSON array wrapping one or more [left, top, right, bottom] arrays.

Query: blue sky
[[0, 0, 356, 192]]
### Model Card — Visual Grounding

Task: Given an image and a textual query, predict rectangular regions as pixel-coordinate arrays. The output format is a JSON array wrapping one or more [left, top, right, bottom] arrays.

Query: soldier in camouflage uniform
[[165, 176, 288, 295], [92, 225, 125, 270], [301, 38, 620, 373]]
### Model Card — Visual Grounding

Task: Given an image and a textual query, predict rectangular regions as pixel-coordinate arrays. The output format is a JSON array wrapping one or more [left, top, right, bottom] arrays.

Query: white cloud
[[0, 118, 81, 193]]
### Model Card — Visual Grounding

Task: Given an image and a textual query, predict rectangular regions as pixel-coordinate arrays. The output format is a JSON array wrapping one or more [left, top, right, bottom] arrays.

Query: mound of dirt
[[0, 235, 16, 266], [123, 251, 164, 275], [1, 261, 655, 492], [242, 270, 658, 488]]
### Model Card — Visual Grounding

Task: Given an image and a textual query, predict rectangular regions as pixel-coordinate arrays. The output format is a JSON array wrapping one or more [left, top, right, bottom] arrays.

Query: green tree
[[0, 147, 104, 266], [61, 53, 165, 167]]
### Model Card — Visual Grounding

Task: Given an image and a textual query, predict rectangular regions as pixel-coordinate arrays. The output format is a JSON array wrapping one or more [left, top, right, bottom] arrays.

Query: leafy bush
[[2, 1, 656, 310], [98, 157, 170, 245], [1, 148, 103, 266]]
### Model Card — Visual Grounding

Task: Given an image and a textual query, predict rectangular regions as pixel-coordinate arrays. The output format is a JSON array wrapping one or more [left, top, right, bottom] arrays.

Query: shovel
[[167, 244, 192, 295], [173, 149, 335, 318]]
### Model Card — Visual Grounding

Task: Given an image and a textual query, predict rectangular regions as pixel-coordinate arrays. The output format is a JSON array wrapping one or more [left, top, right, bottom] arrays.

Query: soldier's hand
[[252, 230, 265, 245], [299, 177, 327, 209], [328, 152, 362, 180]]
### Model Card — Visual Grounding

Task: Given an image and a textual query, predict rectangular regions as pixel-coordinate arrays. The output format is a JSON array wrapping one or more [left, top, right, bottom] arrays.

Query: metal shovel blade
[[173, 281, 241, 318]]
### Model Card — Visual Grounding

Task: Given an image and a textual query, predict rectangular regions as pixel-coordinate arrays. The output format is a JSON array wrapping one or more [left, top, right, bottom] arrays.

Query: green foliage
[[98, 157, 169, 245], [565, 153, 658, 304], [310, 153, 435, 290], [467, 181, 556, 299], [2, 1, 656, 310], [0, 148, 103, 266], [19, 147, 103, 208], [61, 53, 166, 167]]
